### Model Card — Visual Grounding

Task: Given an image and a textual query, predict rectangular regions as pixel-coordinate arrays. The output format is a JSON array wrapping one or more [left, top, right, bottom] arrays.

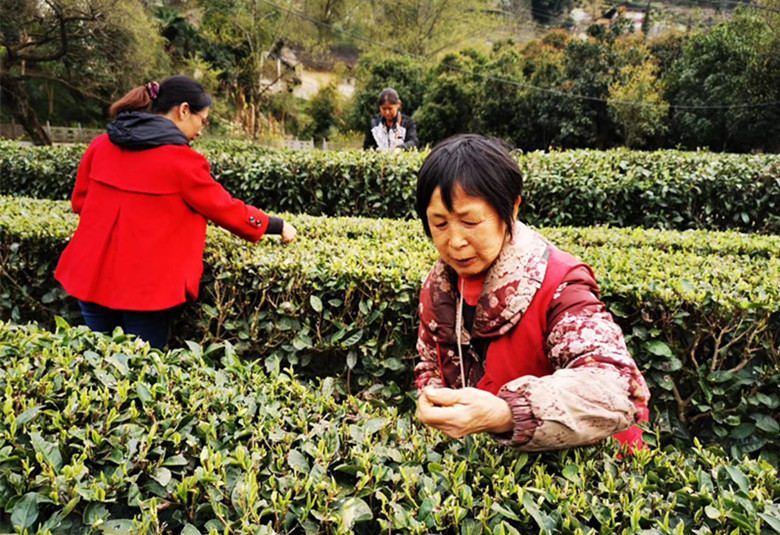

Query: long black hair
[[110, 75, 213, 116]]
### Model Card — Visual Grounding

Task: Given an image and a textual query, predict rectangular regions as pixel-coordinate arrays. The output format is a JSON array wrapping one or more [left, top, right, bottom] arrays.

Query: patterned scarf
[[417, 223, 551, 387]]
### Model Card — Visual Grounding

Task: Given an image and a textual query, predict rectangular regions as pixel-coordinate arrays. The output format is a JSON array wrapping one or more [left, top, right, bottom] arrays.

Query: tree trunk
[[0, 73, 52, 145]]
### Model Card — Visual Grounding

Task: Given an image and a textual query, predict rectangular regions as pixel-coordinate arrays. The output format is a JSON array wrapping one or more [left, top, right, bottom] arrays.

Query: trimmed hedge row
[[1, 196, 779, 466], [2, 140, 780, 233], [0, 321, 778, 534]]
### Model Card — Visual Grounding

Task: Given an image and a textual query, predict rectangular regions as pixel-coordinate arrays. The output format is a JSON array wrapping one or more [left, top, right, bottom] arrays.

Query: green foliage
[[663, 12, 780, 152], [0, 320, 778, 533], [414, 28, 667, 150], [412, 52, 482, 145], [407, 13, 780, 152], [647, 31, 689, 74], [470, 43, 527, 145], [360, 0, 504, 57], [608, 62, 669, 148], [2, 196, 779, 464], [3, 140, 779, 234], [509, 34, 572, 150], [302, 83, 345, 142], [0, 0, 170, 139]]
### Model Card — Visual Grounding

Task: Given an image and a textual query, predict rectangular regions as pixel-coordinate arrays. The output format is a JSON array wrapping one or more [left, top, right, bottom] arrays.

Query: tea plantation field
[[0, 143, 778, 533]]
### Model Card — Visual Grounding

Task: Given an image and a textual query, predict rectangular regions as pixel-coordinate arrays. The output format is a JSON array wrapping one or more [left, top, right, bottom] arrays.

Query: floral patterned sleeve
[[415, 322, 445, 389], [494, 266, 650, 450]]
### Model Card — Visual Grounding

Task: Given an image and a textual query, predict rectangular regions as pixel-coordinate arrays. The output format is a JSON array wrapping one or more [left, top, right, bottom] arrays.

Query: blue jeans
[[78, 301, 176, 350]]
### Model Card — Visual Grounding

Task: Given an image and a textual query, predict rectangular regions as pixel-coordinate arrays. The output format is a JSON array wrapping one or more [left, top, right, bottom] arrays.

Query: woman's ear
[[513, 196, 522, 220], [177, 102, 190, 120]]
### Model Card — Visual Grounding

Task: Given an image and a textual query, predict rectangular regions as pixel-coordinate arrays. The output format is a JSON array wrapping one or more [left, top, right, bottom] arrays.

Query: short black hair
[[378, 88, 401, 106], [416, 134, 523, 238]]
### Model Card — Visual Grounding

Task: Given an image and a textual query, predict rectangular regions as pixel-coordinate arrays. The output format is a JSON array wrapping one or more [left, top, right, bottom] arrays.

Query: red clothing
[[416, 224, 650, 451], [55, 134, 270, 310], [466, 247, 646, 450], [471, 247, 575, 394]]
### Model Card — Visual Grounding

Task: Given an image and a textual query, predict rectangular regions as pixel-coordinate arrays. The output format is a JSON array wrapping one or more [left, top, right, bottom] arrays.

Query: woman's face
[[379, 101, 401, 125], [186, 105, 209, 141], [426, 185, 513, 278], [169, 103, 209, 141]]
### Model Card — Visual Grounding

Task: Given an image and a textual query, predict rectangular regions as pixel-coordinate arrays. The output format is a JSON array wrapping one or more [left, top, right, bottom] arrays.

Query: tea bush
[[1, 196, 779, 465], [2, 140, 779, 233], [0, 321, 778, 534]]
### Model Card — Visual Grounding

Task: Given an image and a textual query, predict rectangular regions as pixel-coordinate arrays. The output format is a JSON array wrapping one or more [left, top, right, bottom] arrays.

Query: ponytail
[[109, 75, 212, 117], [109, 86, 152, 116]]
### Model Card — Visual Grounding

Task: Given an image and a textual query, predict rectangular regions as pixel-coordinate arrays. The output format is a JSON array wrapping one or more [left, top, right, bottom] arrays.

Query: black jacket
[[363, 113, 418, 150], [107, 112, 189, 150]]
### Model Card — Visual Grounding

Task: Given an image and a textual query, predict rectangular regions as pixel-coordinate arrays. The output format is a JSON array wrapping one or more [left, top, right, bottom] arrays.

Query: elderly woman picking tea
[[414, 134, 649, 451]]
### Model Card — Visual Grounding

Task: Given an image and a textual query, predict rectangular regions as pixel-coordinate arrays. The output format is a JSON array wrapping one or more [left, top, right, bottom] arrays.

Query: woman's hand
[[281, 222, 297, 244], [417, 387, 514, 439]]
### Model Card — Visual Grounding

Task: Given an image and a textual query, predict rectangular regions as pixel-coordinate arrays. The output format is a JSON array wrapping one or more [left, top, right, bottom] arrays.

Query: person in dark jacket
[[363, 88, 418, 152], [55, 75, 297, 349]]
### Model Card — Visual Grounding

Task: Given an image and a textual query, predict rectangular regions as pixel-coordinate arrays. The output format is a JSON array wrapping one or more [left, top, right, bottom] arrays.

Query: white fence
[[1, 123, 360, 150], [0, 122, 103, 144]]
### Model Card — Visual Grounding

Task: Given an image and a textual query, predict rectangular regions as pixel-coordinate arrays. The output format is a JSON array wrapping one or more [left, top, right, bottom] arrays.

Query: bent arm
[[495, 276, 650, 450], [399, 116, 418, 149], [414, 322, 445, 389], [180, 153, 283, 242], [363, 119, 377, 150]]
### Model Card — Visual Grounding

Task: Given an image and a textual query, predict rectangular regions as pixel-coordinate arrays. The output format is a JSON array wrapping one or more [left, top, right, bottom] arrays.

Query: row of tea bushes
[[1, 196, 779, 464], [0, 321, 778, 534], [1, 140, 779, 233]]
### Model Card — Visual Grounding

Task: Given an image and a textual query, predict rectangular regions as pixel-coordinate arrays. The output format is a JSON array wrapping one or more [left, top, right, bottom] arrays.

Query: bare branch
[[22, 72, 112, 105]]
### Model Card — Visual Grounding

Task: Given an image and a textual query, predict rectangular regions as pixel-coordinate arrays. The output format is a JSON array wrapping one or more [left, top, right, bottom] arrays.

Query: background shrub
[[0, 321, 777, 533], [2, 196, 778, 465], [2, 141, 779, 234]]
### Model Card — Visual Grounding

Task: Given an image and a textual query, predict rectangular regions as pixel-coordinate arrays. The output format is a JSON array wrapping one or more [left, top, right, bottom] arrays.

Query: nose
[[448, 228, 468, 250]]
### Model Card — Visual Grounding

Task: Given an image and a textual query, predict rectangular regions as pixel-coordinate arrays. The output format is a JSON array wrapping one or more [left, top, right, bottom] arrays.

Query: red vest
[[460, 246, 646, 449]]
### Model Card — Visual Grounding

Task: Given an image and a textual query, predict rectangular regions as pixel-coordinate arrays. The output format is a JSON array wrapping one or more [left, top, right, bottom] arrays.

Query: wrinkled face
[[379, 101, 401, 125], [426, 185, 510, 277]]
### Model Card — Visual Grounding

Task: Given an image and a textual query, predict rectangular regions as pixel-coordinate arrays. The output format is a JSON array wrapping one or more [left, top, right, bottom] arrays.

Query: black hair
[[152, 75, 213, 114], [416, 134, 523, 238], [377, 88, 401, 106], [109, 75, 213, 116]]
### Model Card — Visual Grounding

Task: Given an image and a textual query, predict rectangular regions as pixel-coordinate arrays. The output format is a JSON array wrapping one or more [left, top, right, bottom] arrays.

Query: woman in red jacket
[[414, 134, 649, 451], [55, 75, 296, 349]]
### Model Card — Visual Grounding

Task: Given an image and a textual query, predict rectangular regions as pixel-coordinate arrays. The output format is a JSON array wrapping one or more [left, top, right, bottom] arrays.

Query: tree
[[0, 0, 167, 145], [364, 0, 503, 57], [513, 32, 574, 150], [303, 81, 344, 142], [413, 52, 482, 146], [664, 11, 780, 151], [194, 0, 285, 137], [471, 42, 527, 145], [608, 61, 669, 148], [345, 52, 429, 132]]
